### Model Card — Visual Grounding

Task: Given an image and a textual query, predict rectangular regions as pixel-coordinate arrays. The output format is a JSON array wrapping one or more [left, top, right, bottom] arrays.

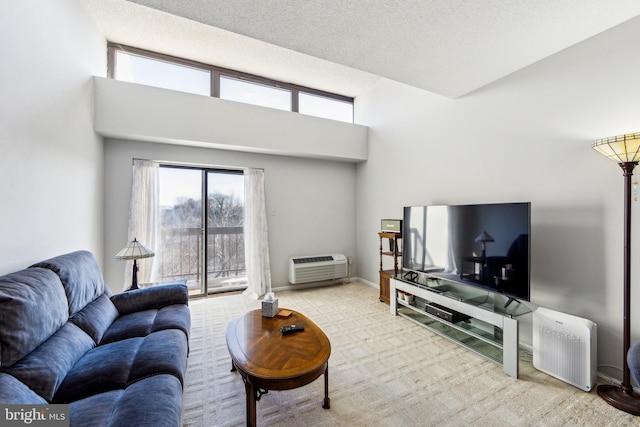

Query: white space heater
[[288, 254, 348, 284], [533, 307, 597, 391]]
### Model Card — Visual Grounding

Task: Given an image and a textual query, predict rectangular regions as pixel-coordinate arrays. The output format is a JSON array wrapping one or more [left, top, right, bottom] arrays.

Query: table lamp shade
[[592, 133, 640, 163], [474, 231, 494, 243], [115, 238, 154, 260]]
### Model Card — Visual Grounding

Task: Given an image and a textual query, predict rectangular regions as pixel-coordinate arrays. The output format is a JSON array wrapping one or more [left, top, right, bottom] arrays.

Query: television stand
[[390, 276, 530, 378]]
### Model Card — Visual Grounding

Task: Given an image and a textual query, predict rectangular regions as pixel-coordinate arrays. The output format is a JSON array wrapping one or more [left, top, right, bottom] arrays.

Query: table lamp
[[475, 231, 494, 258], [115, 238, 155, 290]]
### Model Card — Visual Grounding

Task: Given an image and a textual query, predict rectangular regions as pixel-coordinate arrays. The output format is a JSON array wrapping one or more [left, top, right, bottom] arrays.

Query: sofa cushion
[[0, 373, 48, 404], [100, 304, 191, 345], [53, 329, 188, 403], [31, 250, 109, 316], [4, 322, 95, 401], [0, 267, 68, 367], [70, 294, 119, 344], [68, 375, 183, 427]]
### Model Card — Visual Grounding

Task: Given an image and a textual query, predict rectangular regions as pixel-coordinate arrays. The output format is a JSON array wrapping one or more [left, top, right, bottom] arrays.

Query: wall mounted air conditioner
[[288, 254, 348, 284], [533, 307, 597, 391]]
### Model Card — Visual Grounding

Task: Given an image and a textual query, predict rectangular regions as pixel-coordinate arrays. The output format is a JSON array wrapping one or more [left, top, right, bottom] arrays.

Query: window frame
[[108, 43, 354, 122]]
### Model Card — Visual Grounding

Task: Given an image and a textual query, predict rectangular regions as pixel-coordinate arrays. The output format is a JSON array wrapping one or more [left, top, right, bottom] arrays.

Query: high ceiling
[[85, 0, 640, 98]]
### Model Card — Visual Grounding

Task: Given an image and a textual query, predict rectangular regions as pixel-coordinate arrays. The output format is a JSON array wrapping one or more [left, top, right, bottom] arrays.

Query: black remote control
[[280, 325, 304, 335]]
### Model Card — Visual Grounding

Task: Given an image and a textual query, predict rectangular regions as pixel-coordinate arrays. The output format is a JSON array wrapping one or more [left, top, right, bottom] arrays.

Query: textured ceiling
[[86, 0, 640, 98]]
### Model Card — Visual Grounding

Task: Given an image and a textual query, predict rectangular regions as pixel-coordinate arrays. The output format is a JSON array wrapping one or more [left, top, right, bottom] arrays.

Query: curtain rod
[[132, 158, 264, 172]]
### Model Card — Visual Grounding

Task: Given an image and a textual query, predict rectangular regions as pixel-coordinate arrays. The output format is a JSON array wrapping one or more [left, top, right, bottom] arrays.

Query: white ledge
[[94, 77, 368, 162]]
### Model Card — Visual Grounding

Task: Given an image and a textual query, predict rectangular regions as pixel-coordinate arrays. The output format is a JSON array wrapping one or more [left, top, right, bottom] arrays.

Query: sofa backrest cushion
[[0, 268, 68, 367], [70, 294, 119, 344], [31, 250, 109, 317], [3, 322, 95, 401]]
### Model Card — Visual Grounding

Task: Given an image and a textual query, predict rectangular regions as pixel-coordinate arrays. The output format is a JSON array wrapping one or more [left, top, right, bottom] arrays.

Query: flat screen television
[[402, 202, 530, 302]]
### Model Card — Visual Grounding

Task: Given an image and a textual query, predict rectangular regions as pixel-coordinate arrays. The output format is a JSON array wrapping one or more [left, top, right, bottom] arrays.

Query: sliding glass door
[[205, 170, 245, 294], [158, 166, 246, 296]]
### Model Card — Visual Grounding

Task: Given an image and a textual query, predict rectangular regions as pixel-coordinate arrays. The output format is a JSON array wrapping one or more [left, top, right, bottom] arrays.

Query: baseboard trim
[[358, 277, 378, 289], [272, 277, 358, 293]]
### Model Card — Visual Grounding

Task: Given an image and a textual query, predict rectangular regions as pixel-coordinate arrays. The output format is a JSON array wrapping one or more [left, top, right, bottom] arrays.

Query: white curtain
[[243, 168, 272, 299], [123, 159, 160, 290]]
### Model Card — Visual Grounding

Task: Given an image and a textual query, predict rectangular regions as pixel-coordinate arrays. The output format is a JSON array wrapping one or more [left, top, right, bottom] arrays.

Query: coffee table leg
[[244, 379, 257, 427], [323, 365, 330, 409]]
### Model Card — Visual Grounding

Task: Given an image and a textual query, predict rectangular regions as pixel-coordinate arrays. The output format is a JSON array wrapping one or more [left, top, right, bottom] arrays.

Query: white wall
[[0, 0, 105, 274], [103, 139, 357, 293], [355, 16, 640, 381]]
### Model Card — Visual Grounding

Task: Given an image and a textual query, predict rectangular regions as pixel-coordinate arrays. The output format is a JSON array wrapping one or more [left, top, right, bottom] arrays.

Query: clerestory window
[[219, 76, 291, 111], [113, 50, 211, 96], [108, 44, 354, 123]]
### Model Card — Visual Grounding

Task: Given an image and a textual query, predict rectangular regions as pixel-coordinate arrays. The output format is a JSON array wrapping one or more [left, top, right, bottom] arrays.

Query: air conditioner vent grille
[[288, 253, 347, 284], [292, 256, 334, 264]]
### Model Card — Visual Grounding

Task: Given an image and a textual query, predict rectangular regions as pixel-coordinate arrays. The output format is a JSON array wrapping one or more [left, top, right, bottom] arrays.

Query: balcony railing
[[159, 226, 246, 293]]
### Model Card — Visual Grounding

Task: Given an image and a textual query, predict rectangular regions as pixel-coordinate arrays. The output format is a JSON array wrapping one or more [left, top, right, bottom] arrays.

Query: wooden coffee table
[[226, 308, 331, 427]]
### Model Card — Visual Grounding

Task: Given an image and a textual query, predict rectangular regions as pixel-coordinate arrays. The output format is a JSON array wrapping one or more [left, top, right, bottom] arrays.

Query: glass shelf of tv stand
[[396, 301, 504, 364], [394, 274, 531, 318]]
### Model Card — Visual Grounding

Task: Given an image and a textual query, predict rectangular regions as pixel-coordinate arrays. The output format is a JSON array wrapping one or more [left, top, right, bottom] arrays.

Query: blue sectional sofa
[[0, 250, 191, 426]]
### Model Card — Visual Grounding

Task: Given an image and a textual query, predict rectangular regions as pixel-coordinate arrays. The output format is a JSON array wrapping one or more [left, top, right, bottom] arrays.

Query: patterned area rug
[[181, 282, 635, 426]]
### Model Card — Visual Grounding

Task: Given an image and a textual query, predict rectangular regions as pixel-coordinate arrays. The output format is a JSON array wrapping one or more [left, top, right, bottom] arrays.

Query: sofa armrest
[[0, 373, 48, 404], [110, 284, 188, 315]]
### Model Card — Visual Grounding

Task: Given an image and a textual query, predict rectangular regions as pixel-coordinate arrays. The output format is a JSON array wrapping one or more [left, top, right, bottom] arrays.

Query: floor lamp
[[592, 132, 640, 415]]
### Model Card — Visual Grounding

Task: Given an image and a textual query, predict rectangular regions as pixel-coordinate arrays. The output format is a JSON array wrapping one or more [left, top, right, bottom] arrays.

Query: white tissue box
[[262, 298, 279, 317]]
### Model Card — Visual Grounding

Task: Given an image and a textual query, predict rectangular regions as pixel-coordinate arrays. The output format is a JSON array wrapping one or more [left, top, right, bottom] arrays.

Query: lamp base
[[597, 384, 640, 415], [129, 259, 139, 291]]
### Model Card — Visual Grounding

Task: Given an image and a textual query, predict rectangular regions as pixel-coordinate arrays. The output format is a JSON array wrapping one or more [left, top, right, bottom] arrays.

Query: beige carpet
[[181, 282, 635, 426]]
